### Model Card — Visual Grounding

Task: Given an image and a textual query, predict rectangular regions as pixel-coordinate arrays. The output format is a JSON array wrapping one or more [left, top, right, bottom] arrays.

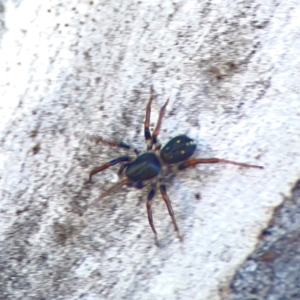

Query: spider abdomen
[[125, 152, 161, 181], [160, 135, 197, 164]]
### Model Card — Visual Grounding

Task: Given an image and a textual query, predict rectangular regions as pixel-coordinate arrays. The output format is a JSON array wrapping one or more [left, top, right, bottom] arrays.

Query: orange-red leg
[[152, 97, 169, 146], [146, 186, 158, 242], [94, 137, 139, 155], [90, 178, 131, 207], [144, 87, 154, 150], [160, 184, 182, 241], [178, 158, 264, 170], [89, 156, 131, 183]]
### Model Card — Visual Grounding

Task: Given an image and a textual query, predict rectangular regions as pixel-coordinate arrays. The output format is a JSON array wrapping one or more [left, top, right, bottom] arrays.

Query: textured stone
[[0, 1, 300, 299]]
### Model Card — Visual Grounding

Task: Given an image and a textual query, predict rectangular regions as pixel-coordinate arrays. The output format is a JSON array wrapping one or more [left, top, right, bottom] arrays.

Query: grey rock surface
[[224, 180, 300, 300], [0, 1, 300, 299], [0, 1, 6, 43]]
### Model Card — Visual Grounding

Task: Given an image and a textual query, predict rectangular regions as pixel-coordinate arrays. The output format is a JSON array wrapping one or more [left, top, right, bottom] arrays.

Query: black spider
[[89, 87, 263, 242]]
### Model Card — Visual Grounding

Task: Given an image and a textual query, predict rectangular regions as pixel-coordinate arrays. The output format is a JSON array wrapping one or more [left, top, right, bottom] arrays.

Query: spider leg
[[90, 178, 132, 206], [93, 137, 139, 155], [146, 185, 158, 242], [159, 184, 183, 241], [144, 87, 155, 150], [178, 158, 264, 170], [89, 156, 131, 183], [117, 163, 131, 176], [130, 181, 147, 189], [152, 97, 169, 148]]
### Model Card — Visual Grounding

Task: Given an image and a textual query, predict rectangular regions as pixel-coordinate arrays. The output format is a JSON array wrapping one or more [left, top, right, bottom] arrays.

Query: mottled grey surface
[[0, 0, 6, 42], [224, 180, 300, 300], [0, 1, 300, 300]]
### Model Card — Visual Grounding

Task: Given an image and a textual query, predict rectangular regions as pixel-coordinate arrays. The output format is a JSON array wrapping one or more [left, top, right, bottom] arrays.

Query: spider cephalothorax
[[89, 87, 263, 242]]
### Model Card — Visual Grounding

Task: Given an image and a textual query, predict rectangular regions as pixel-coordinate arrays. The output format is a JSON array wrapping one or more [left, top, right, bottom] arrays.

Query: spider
[[88, 87, 263, 242]]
